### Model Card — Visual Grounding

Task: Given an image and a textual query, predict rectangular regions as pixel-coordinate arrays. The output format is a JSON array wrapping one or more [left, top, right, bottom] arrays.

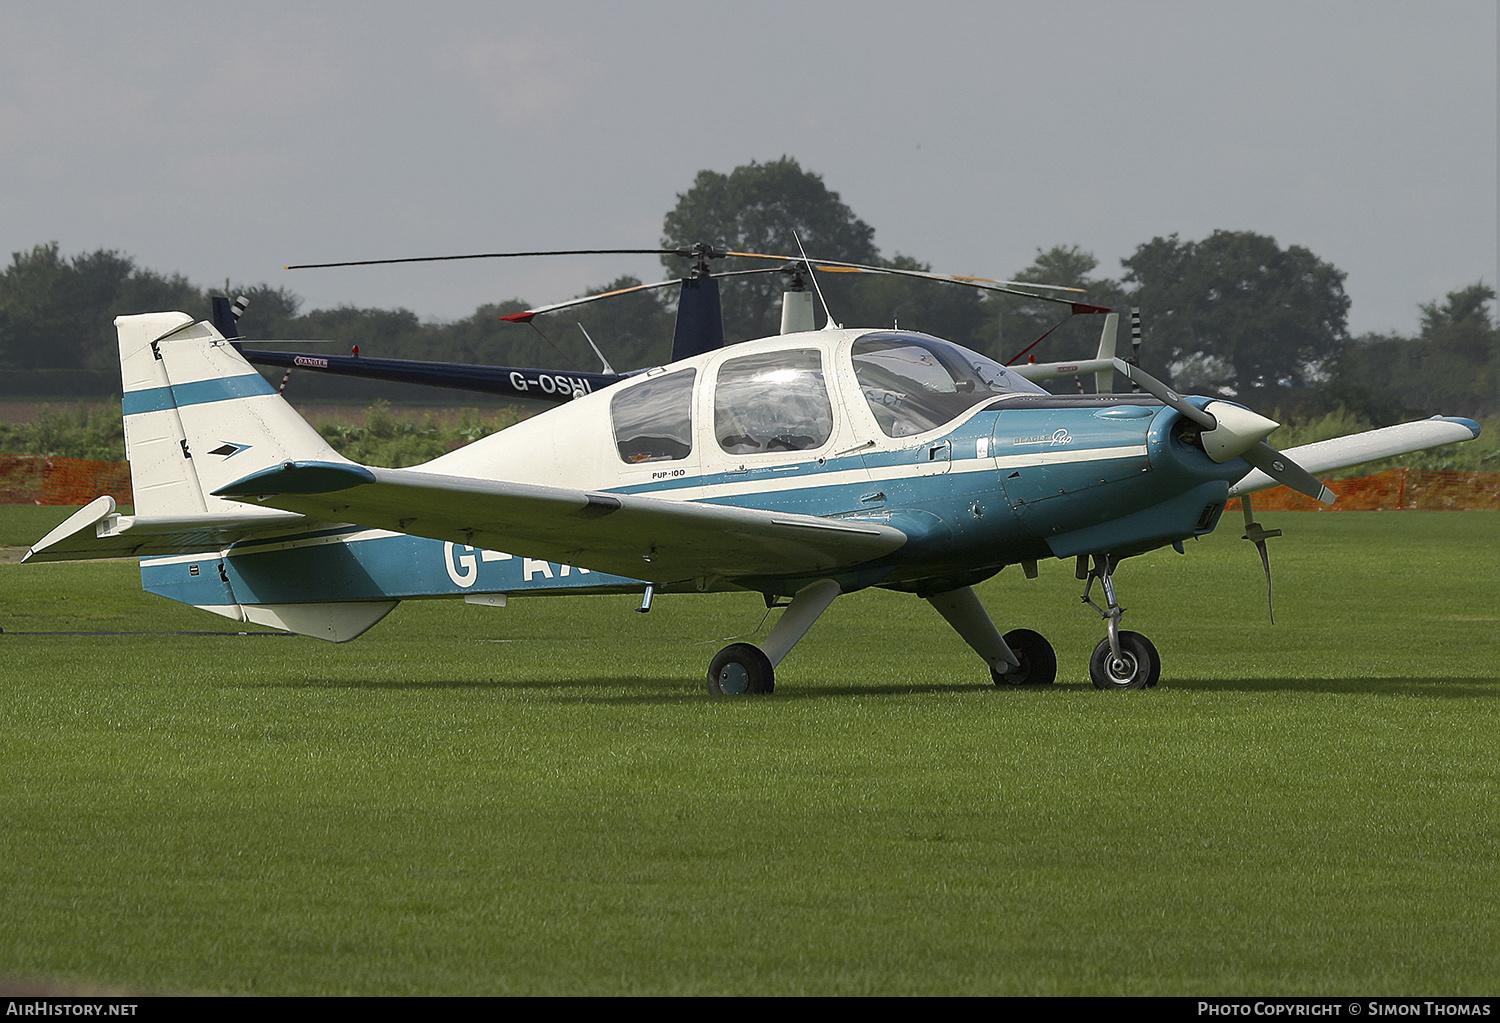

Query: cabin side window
[[611, 369, 696, 463], [713, 349, 834, 455]]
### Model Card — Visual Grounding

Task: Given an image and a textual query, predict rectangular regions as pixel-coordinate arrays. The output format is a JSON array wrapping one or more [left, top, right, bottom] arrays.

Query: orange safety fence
[[0, 455, 133, 506], [1, 457, 1496, 511], [1230, 469, 1500, 511]]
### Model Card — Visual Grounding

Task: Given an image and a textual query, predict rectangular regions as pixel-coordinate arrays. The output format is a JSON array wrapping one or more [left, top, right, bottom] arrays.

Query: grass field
[[1, 509, 1497, 996]]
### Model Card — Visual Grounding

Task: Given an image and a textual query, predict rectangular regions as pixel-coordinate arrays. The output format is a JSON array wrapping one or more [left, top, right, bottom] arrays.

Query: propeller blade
[[1109, 358, 1215, 429], [1242, 441, 1336, 504], [1110, 359, 1331, 501]]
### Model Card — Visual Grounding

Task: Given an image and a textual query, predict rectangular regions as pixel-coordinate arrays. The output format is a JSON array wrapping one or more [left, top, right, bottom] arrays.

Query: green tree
[[0, 243, 93, 371], [838, 254, 991, 350], [0, 244, 214, 376], [981, 245, 1131, 370], [661, 157, 880, 340], [1324, 283, 1497, 421], [1122, 230, 1350, 407]]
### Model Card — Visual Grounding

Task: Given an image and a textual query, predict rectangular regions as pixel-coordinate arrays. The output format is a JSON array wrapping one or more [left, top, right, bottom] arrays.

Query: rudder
[[117, 312, 349, 519]]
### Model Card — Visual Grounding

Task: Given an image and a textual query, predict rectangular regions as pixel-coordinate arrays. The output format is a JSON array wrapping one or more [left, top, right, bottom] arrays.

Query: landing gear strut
[[925, 586, 1057, 686], [1080, 554, 1161, 689], [706, 579, 841, 696]]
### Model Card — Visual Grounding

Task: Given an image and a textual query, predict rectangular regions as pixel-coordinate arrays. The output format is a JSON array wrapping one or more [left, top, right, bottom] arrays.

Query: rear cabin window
[[714, 349, 834, 454], [611, 369, 696, 463], [852, 331, 1046, 437]]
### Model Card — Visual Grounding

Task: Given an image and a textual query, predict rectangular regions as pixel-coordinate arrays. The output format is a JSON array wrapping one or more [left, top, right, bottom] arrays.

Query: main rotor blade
[[497, 268, 788, 323], [1242, 441, 1336, 504], [287, 248, 681, 270], [498, 277, 686, 322], [725, 252, 1103, 310]]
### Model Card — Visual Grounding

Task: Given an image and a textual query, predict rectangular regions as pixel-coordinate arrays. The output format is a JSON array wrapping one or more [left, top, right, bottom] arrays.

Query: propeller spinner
[[1110, 358, 1335, 504]]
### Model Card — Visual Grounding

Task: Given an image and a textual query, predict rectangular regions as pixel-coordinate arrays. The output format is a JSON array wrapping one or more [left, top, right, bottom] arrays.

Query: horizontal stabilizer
[[1229, 417, 1482, 497], [24, 496, 310, 563]]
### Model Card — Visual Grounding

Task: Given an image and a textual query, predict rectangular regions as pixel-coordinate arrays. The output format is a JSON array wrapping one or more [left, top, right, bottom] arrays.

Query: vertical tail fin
[[113, 312, 397, 642], [117, 312, 348, 518]]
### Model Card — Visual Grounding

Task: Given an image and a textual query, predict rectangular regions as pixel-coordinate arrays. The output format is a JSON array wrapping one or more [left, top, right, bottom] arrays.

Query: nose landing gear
[[1080, 554, 1161, 690]]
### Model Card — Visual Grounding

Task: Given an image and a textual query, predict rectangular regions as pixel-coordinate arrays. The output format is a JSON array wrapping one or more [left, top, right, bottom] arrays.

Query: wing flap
[[214, 462, 907, 584]]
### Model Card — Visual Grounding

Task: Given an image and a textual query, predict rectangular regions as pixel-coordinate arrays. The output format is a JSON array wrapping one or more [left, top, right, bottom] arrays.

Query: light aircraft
[[25, 286, 1480, 692]]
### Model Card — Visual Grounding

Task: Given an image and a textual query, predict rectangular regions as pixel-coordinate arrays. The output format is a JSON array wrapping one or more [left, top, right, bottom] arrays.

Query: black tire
[[707, 643, 775, 696], [1120, 630, 1162, 687], [991, 628, 1057, 686], [1089, 633, 1156, 690]]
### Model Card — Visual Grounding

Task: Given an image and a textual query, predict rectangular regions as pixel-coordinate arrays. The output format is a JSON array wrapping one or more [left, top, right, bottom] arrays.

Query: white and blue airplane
[[26, 308, 1481, 693]]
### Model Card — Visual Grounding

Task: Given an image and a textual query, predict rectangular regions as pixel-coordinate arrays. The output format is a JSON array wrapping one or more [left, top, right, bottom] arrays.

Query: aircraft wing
[[1229, 417, 1482, 497], [213, 462, 907, 586]]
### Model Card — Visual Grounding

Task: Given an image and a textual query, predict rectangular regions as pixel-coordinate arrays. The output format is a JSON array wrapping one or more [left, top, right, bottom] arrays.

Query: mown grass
[[1, 511, 1496, 995]]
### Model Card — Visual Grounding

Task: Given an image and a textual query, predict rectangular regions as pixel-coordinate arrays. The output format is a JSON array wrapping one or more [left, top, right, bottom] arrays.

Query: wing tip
[[1433, 416, 1482, 440]]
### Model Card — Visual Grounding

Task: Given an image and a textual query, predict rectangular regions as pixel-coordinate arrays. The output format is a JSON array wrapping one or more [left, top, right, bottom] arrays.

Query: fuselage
[[413, 328, 1247, 592], [143, 327, 1251, 609]]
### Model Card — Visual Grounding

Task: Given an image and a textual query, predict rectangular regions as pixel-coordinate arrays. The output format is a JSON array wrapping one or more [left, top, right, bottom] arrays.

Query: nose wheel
[[1081, 555, 1162, 690], [1088, 631, 1160, 689]]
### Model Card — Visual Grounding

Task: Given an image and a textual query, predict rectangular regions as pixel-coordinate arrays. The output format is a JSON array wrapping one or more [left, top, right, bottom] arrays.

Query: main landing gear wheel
[[1089, 631, 1161, 690], [992, 628, 1057, 686], [707, 643, 775, 696]]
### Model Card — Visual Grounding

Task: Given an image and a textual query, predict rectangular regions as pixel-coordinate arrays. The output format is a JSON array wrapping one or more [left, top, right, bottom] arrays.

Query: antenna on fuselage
[[576, 322, 617, 374]]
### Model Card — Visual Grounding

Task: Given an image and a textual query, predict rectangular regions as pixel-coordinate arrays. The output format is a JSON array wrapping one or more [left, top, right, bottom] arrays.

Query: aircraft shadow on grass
[[227, 673, 1497, 703], [232, 674, 986, 703]]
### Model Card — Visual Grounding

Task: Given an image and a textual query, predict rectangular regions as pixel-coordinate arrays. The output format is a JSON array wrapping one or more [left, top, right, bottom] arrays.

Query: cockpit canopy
[[609, 330, 1049, 463], [852, 331, 1046, 437]]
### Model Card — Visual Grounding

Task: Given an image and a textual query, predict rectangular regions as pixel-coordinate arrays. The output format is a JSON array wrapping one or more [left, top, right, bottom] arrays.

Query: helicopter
[[224, 244, 1124, 405], [25, 270, 1480, 692]]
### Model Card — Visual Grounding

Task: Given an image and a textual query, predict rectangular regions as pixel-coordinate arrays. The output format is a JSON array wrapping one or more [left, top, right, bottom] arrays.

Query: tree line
[[1, 157, 1494, 420]]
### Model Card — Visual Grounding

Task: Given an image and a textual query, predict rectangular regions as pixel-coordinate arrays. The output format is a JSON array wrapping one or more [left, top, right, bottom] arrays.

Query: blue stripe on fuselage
[[142, 530, 647, 609]]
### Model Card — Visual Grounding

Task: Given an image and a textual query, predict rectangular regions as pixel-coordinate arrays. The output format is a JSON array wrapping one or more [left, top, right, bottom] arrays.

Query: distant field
[[1, 510, 1496, 996]]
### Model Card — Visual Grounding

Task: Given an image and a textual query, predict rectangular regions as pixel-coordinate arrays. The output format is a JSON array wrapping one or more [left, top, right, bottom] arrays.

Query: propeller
[[1110, 358, 1335, 504]]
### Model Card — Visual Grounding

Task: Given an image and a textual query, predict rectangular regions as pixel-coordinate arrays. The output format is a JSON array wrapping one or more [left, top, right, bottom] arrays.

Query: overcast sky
[[1, 0, 1495, 338]]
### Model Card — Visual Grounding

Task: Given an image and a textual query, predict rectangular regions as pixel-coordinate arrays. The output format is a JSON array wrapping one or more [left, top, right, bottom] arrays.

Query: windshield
[[851, 331, 1046, 437]]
